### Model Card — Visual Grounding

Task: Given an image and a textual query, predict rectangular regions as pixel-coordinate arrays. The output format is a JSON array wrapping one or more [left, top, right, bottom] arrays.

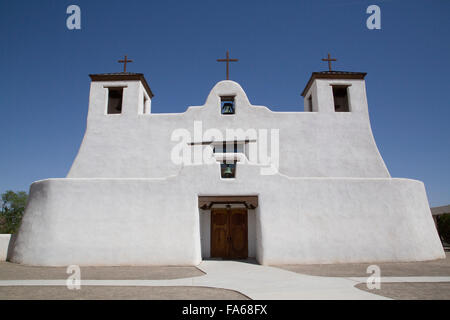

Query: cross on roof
[[321, 53, 337, 71], [118, 55, 133, 73], [217, 50, 238, 80]]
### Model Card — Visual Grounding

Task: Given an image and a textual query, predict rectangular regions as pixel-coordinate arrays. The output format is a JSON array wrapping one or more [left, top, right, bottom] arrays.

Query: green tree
[[0, 190, 28, 234]]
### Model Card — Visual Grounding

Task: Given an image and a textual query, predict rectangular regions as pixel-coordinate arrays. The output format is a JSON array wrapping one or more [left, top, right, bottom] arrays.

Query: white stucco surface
[[10, 172, 444, 266], [9, 78, 445, 266], [67, 80, 390, 179], [0, 234, 11, 261]]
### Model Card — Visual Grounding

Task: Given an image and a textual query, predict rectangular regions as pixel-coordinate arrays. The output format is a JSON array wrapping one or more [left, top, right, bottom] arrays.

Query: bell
[[223, 165, 234, 178], [222, 102, 234, 114]]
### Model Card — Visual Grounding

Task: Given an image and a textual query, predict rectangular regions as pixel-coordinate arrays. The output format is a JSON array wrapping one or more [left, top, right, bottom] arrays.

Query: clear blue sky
[[0, 0, 449, 206]]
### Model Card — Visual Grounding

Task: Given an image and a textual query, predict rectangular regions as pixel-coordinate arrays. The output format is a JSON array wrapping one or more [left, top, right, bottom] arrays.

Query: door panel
[[229, 208, 248, 259], [211, 209, 228, 258], [210, 207, 248, 259]]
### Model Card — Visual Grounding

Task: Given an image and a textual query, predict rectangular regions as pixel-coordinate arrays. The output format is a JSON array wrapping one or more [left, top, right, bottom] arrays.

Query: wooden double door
[[211, 207, 248, 259]]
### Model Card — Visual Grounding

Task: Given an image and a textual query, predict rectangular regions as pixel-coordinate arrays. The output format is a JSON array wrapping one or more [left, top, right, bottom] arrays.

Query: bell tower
[[88, 73, 153, 119], [301, 54, 368, 114], [86, 56, 153, 120], [301, 71, 368, 113]]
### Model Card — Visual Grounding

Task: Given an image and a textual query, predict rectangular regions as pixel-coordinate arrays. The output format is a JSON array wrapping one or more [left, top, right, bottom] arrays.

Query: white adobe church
[[9, 54, 445, 266]]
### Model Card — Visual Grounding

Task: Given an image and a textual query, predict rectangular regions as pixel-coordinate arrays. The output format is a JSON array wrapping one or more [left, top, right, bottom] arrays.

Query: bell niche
[[221, 96, 235, 115]]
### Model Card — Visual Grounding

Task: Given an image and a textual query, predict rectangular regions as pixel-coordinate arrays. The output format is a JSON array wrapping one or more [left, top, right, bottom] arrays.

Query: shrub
[[0, 190, 28, 234]]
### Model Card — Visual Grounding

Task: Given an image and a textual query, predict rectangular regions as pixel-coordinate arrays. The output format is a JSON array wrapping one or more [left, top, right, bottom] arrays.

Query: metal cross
[[217, 50, 238, 80], [118, 55, 133, 73], [322, 53, 337, 71]]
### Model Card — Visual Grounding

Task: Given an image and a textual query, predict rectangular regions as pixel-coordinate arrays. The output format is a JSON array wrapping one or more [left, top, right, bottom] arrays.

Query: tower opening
[[221, 96, 235, 115], [307, 95, 313, 112], [332, 85, 350, 112], [107, 87, 124, 114], [221, 161, 237, 178]]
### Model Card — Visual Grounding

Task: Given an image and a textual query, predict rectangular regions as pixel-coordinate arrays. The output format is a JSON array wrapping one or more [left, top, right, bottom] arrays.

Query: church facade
[[9, 70, 445, 266]]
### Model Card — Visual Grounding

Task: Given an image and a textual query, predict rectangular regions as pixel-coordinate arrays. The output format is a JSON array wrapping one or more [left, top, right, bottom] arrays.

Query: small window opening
[[332, 86, 350, 112], [218, 141, 242, 153], [107, 88, 123, 114], [307, 95, 313, 112], [221, 96, 235, 115], [213, 141, 246, 160], [143, 95, 150, 114], [221, 162, 236, 178]]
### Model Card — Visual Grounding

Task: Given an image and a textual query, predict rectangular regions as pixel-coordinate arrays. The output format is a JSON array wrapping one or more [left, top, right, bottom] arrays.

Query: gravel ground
[[275, 252, 450, 277], [1, 252, 448, 300], [0, 262, 205, 280], [0, 262, 250, 300], [0, 285, 250, 300], [355, 282, 450, 300]]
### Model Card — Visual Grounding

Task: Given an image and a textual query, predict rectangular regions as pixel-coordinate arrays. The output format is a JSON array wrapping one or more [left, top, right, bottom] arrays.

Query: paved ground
[[195, 260, 385, 299], [275, 252, 450, 299], [0, 261, 249, 300], [276, 253, 450, 277], [0, 286, 248, 300], [0, 262, 205, 280], [1, 253, 449, 300], [355, 282, 450, 300], [0, 260, 387, 300]]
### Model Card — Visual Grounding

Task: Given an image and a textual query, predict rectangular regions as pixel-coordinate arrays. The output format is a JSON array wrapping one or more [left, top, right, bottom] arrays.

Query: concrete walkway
[[195, 260, 387, 300]]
